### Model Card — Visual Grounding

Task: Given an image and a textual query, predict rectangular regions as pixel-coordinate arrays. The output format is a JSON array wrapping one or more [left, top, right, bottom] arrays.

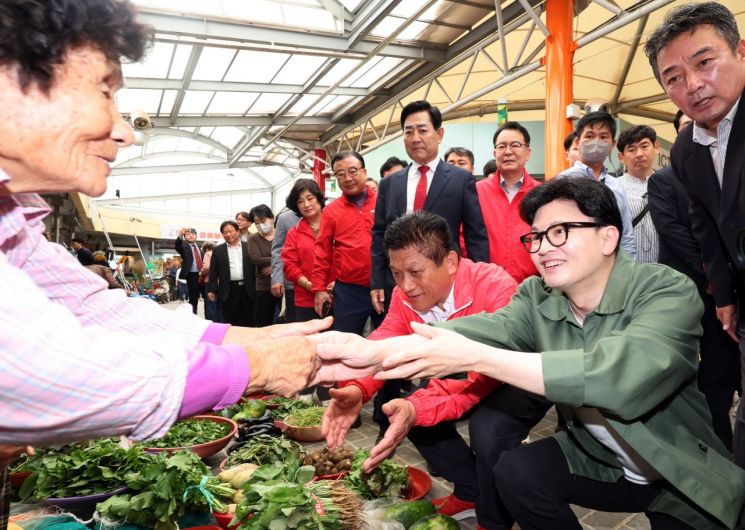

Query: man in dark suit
[[648, 110, 740, 450], [175, 227, 202, 314], [207, 220, 255, 327], [71, 238, 95, 266], [646, 2, 745, 465], [371, 100, 489, 315]]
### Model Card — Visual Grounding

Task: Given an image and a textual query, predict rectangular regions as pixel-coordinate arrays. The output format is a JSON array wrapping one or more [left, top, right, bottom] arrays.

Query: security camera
[[584, 98, 613, 114], [129, 110, 153, 131]]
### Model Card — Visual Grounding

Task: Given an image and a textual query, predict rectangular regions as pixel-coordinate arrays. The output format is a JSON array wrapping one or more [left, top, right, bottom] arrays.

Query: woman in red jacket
[[281, 179, 328, 322]]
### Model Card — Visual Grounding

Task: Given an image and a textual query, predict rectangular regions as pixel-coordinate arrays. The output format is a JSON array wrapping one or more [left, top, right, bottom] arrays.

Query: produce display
[[345, 450, 409, 500], [235, 414, 282, 442], [385, 500, 437, 529], [302, 446, 354, 476], [266, 397, 316, 420], [97, 451, 237, 530], [283, 406, 325, 427], [145, 418, 232, 448], [18, 438, 150, 501], [226, 434, 302, 467], [408, 514, 460, 529], [217, 400, 267, 421]]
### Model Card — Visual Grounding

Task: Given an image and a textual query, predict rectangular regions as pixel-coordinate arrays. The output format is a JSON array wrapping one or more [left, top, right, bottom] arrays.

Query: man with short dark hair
[[476, 121, 540, 282], [313, 150, 382, 334], [563, 131, 579, 166], [647, 110, 740, 450], [617, 125, 661, 263], [646, 1, 745, 465], [71, 238, 95, 266], [175, 227, 203, 314], [445, 147, 475, 174], [379, 156, 407, 179], [559, 112, 637, 258], [318, 178, 745, 530]]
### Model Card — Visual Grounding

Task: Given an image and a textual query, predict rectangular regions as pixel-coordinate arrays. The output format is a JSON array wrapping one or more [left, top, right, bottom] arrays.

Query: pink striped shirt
[[0, 170, 249, 445]]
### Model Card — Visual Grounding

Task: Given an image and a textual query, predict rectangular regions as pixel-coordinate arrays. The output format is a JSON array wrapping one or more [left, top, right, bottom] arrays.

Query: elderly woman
[[0, 0, 329, 454]]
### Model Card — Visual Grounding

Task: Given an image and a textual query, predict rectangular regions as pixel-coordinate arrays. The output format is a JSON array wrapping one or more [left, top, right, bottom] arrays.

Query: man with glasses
[[312, 150, 382, 334], [315, 177, 745, 529], [476, 121, 540, 282]]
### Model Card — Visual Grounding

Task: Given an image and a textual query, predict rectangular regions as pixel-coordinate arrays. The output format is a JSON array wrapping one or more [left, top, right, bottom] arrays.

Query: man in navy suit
[[646, 2, 745, 466], [369, 100, 489, 440]]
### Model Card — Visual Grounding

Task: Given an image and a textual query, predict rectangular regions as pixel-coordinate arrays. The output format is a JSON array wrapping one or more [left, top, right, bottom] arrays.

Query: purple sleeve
[[199, 323, 231, 344], [179, 335, 250, 418]]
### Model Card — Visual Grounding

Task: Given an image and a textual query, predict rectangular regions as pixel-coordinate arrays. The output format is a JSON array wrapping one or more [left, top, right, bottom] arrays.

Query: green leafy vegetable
[[267, 397, 316, 420], [226, 434, 302, 467], [19, 438, 150, 500], [283, 406, 325, 427], [345, 449, 409, 500], [145, 418, 231, 448]]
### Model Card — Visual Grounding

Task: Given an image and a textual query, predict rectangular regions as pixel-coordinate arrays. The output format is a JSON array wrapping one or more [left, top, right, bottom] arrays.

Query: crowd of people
[[2, 0, 745, 529]]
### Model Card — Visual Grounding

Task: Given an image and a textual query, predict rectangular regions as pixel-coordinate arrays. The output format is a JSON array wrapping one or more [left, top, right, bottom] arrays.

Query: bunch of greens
[[234, 460, 343, 530], [345, 449, 409, 500], [97, 451, 236, 530], [145, 418, 232, 448], [267, 397, 316, 420], [226, 434, 301, 467], [19, 438, 150, 500], [283, 406, 325, 427]]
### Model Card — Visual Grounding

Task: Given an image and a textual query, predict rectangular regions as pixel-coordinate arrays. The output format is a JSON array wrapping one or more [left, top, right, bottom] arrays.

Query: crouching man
[[317, 178, 745, 529], [322, 211, 551, 526]]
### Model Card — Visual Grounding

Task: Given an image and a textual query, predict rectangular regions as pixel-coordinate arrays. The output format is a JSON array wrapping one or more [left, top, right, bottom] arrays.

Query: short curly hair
[[0, 0, 152, 93]]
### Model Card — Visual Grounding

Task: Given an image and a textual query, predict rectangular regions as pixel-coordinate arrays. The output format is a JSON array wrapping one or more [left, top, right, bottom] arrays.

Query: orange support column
[[312, 148, 327, 195], [543, 0, 574, 179]]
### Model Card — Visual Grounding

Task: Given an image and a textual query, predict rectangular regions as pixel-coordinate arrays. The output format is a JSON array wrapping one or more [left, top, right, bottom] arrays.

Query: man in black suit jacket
[[648, 112, 740, 449], [175, 227, 203, 314], [371, 100, 489, 313], [646, 2, 745, 465], [207, 220, 255, 327]]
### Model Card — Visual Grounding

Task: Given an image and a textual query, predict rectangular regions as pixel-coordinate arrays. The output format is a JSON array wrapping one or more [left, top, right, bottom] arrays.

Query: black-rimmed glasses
[[333, 167, 363, 179], [519, 222, 605, 253]]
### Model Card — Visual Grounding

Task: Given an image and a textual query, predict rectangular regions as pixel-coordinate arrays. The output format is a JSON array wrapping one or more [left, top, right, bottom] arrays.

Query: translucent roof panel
[[224, 50, 290, 83], [318, 59, 363, 87], [352, 58, 403, 88], [158, 89, 178, 115], [122, 41, 173, 78], [210, 127, 245, 148], [391, 0, 438, 18], [180, 90, 215, 114], [339, 0, 365, 11], [248, 93, 293, 114], [168, 45, 193, 79], [206, 92, 260, 115], [287, 94, 320, 115], [370, 17, 401, 39], [398, 20, 429, 41], [116, 89, 164, 115], [342, 57, 382, 87], [192, 47, 236, 81], [273, 55, 328, 85]]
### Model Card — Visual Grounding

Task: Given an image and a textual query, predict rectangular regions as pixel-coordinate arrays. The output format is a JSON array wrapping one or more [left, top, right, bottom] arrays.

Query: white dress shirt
[[406, 159, 438, 213]]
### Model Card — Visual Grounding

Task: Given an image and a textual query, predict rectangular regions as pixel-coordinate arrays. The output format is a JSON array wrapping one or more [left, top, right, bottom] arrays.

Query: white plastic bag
[[362, 498, 406, 530]]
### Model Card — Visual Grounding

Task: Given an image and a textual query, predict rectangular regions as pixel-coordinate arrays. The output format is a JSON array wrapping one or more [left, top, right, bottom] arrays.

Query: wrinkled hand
[[312, 332, 386, 385], [322, 386, 364, 449], [271, 283, 284, 298], [376, 322, 468, 380], [223, 317, 333, 346], [716, 304, 739, 342], [245, 335, 321, 396], [371, 289, 385, 315], [314, 290, 332, 317], [0, 445, 34, 467], [363, 399, 416, 472]]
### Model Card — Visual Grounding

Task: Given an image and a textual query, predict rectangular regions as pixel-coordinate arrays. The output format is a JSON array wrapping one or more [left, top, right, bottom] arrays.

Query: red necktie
[[192, 244, 202, 270], [413, 165, 428, 211]]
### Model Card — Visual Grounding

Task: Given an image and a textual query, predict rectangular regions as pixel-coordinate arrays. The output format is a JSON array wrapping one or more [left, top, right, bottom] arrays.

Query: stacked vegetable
[[345, 449, 409, 500], [265, 397, 317, 421], [283, 406, 325, 427], [145, 418, 232, 448], [302, 447, 355, 477]]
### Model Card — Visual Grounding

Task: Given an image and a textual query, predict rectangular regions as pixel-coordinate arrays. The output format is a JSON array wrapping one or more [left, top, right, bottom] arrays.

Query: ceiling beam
[[125, 78, 387, 97], [150, 128, 229, 153], [317, 0, 352, 23], [168, 45, 202, 126], [347, 0, 400, 48], [139, 11, 446, 61], [151, 116, 345, 127], [95, 186, 274, 206], [111, 160, 282, 176]]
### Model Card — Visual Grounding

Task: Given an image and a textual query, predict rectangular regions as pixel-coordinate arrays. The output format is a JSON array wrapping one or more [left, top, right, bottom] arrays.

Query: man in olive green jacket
[[315, 178, 745, 529]]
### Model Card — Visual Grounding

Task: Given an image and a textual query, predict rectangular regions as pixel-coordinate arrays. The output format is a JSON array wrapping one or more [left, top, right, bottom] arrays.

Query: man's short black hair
[[330, 150, 365, 170], [617, 125, 657, 153], [644, 2, 740, 83], [220, 220, 239, 233], [400, 100, 442, 130], [563, 131, 577, 152], [0, 0, 152, 93], [519, 177, 622, 252], [483, 159, 497, 177], [575, 111, 617, 139], [384, 211, 458, 266], [493, 121, 531, 146], [673, 110, 688, 133], [444, 147, 475, 166], [379, 156, 407, 178], [286, 178, 325, 215], [71, 237, 84, 244], [251, 204, 274, 220]]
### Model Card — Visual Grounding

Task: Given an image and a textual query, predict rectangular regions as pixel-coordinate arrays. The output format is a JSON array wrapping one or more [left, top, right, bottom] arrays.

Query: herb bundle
[[345, 450, 409, 500], [226, 434, 301, 467], [145, 418, 232, 448]]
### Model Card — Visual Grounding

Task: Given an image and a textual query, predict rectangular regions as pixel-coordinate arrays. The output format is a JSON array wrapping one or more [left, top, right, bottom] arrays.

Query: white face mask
[[257, 222, 272, 235], [579, 140, 612, 165]]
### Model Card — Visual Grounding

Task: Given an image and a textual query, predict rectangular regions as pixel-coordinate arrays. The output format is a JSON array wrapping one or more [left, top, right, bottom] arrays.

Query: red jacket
[[281, 218, 330, 308], [341, 258, 517, 426], [476, 170, 540, 283], [312, 188, 376, 289]]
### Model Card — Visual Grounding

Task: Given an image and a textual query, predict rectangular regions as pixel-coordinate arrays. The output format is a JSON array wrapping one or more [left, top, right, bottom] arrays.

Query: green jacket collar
[[538, 251, 634, 322]]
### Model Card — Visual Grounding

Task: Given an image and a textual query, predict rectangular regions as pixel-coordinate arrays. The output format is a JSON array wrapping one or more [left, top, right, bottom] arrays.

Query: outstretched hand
[[322, 386, 364, 449], [363, 399, 416, 472]]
